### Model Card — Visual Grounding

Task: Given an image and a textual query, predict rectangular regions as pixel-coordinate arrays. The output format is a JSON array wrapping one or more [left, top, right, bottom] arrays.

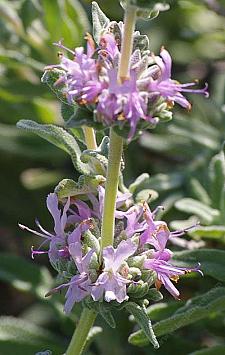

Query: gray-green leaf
[[126, 302, 159, 349], [17, 120, 91, 175], [129, 287, 225, 346]]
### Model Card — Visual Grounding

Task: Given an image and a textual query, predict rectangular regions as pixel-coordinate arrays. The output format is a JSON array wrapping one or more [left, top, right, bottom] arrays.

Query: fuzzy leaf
[[126, 302, 159, 349], [175, 198, 220, 225], [41, 69, 68, 104], [129, 287, 225, 346], [55, 175, 105, 199], [91, 2, 110, 43], [17, 120, 91, 174], [173, 249, 225, 282], [147, 288, 163, 302], [81, 149, 108, 176], [0, 316, 65, 354], [98, 305, 116, 328]]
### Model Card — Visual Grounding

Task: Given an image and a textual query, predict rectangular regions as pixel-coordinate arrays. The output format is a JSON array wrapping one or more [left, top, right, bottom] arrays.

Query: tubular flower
[[144, 253, 202, 299], [44, 27, 208, 140], [21, 188, 203, 311], [149, 48, 209, 110], [91, 240, 137, 303], [19, 193, 71, 263]]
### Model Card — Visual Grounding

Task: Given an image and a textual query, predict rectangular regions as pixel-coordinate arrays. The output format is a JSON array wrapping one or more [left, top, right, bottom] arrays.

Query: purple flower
[[91, 240, 137, 303], [46, 241, 94, 313], [67, 186, 131, 223], [19, 193, 70, 263], [64, 242, 94, 313], [97, 69, 156, 139], [149, 48, 209, 110], [144, 252, 202, 299], [46, 37, 104, 104]]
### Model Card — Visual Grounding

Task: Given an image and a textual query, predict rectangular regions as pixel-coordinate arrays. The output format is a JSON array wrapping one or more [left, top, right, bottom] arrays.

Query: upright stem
[[66, 5, 137, 355], [101, 4, 137, 250], [118, 5, 136, 81], [83, 126, 97, 150], [66, 308, 96, 355], [101, 129, 123, 249]]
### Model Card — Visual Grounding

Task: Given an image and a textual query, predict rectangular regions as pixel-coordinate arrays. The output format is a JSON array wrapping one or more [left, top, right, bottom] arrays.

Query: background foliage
[[0, 0, 225, 354]]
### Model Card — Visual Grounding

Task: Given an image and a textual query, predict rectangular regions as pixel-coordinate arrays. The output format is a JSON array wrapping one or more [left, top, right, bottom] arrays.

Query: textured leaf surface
[[17, 120, 91, 174], [92, 1, 110, 43], [129, 287, 225, 346], [55, 175, 105, 199], [126, 302, 159, 349]]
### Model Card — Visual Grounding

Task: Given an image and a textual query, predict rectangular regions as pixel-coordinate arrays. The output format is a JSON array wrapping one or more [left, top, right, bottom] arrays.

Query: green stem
[[101, 129, 123, 249], [83, 126, 97, 150], [66, 308, 96, 355], [101, 4, 136, 251], [65, 5, 137, 355], [118, 5, 137, 81]]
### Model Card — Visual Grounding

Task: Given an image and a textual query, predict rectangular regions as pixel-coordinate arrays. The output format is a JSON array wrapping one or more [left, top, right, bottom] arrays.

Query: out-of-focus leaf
[[0, 123, 64, 160], [175, 198, 220, 225], [85, 326, 103, 350], [128, 287, 225, 346], [0, 253, 53, 299], [20, 0, 41, 30], [189, 178, 211, 205], [173, 249, 225, 282], [189, 345, 225, 355], [17, 120, 91, 174], [189, 225, 225, 243], [129, 173, 150, 193], [42, 0, 90, 48], [209, 144, 225, 208], [20, 168, 64, 190], [135, 189, 158, 203], [0, 316, 65, 354], [140, 172, 184, 192]]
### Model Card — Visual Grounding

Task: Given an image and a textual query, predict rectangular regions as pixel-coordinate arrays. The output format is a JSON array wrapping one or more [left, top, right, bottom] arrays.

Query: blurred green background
[[0, 0, 225, 354]]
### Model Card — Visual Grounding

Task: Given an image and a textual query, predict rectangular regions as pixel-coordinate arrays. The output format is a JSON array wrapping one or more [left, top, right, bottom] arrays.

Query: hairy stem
[[118, 5, 136, 81], [66, 308, 96, 355], [66, 5, 137, 355], [101, 5, 136, 250], [83, 126, 97, 150], [101, 129, 123, 249]]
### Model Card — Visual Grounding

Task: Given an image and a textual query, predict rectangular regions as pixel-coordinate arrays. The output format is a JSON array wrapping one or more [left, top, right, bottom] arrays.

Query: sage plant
[[18, 1, 208, 354]]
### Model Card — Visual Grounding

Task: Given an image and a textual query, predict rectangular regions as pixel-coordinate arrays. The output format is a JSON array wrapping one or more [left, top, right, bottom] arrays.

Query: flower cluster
[[20, 189, 201, 313], [44, 21, 208, 139]]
